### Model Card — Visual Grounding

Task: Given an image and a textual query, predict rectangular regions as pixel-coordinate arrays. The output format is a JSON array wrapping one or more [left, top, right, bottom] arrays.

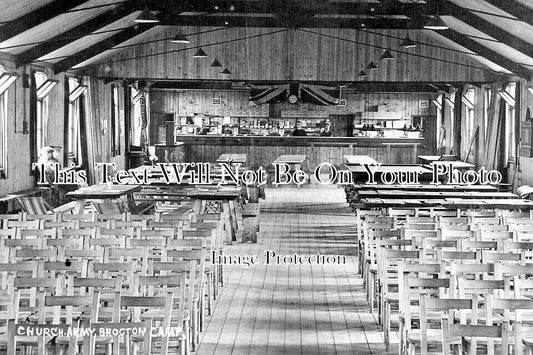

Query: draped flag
[[249, 84, 290, 104], [249, 83, 340, 105]]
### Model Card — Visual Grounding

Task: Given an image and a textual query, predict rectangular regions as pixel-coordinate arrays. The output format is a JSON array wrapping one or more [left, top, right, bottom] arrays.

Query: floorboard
[[197, 188, 396, 355]]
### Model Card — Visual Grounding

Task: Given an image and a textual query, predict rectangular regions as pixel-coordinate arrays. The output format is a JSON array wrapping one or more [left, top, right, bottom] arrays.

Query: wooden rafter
[[53, 24, 155, 74], [443, 1, 533, 60], [437, 29, 532, 80], [16, 4, 137, 66], [481, 0, 533, 26], [0, 0, 90, 42]]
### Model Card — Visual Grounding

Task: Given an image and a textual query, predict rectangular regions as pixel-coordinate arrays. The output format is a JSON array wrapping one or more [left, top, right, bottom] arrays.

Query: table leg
[[126, 193, 137, 212], [221, 201, 234, 244], [294, 163, 302, 188], [228, 200, 242, 236], [72, 200, 85, 214], [193, 199, 202, 214]]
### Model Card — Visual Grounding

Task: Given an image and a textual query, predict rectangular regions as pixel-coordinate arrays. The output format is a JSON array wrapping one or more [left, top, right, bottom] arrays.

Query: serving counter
[[155, 136, 426, 170]]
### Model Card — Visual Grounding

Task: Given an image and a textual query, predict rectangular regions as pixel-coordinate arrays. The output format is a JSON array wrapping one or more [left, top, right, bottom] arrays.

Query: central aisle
[[198, 188, 395, 355]]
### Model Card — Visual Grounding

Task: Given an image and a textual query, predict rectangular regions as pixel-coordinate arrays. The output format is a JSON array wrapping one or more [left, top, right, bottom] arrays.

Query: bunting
[[249, 83, 340, 105]]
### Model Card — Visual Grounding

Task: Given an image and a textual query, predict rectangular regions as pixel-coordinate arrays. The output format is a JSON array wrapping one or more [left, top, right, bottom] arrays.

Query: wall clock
[[288, 94, 298, 104]]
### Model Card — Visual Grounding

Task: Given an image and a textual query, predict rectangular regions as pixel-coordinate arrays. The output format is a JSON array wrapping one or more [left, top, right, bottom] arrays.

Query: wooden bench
[[241, 203, 260, 243]]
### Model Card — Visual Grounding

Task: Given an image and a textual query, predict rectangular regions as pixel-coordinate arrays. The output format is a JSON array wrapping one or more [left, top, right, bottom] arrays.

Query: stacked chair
[[0, 209, 228, 354], [356, 207, 533, 354]]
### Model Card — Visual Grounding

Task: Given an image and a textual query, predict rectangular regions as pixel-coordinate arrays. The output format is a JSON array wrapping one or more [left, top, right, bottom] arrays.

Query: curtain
[[84, 76, 103, 185], [29, 71, 38, 166], [481, 83, 504, 170]]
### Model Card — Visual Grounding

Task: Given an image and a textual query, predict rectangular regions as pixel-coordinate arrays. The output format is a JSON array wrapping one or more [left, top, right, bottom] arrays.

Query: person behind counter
[[320, 121, 333, 136], [292, 120, 307, 136]]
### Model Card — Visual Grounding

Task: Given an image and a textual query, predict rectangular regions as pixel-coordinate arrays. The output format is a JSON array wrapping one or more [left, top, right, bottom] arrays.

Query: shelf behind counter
[[155, 135, 426, 169]]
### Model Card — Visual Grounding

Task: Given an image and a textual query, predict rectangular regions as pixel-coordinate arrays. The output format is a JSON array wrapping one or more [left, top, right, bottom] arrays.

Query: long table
[[188, 187, 244, 244], [66, 184, 142, 213], [360, 198, 533, 210], [357, 190, 517, 200], [349, 184, 498, 192]]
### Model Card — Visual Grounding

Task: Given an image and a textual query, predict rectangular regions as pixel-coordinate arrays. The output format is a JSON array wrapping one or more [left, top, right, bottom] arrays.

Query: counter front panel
[[156, 136, 426, 170]]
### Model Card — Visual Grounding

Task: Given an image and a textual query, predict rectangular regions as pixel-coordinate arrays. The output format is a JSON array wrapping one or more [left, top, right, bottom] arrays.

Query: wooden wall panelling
[[519, 80, 533, 186], [89, 27, 490, 82], [0, 61, 32, 195], [183, 143, 416, 170], [153, 89, 435, 122]]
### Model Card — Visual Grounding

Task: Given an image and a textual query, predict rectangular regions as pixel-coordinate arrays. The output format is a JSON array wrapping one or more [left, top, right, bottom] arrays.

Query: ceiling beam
[[53, 24, 155, 74], [0, 0, 90, 42], [481, 0, 533, 26], [145, 0, 446, 17], [158, 14, 425, 29], [94, 78, 488, 93], [443, 1, 533, 60], [438, 29, 532, 80], [16, 4, 137, 66]]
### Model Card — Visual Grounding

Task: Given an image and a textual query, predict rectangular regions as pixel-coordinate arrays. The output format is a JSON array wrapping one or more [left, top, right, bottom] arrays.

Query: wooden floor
[[198, 188, 396, 355]]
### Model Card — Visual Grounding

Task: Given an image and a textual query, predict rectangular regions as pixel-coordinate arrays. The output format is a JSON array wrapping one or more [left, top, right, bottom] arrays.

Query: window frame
[[111, 84, 121, 156], [503, 83, 516, 166], [0, 90, 7, 178]]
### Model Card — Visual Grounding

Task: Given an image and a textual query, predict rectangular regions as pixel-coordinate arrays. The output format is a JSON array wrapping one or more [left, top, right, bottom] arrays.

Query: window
[[67, 77, 84, 166], [0, 90, 7, 177], [464, 89, 475, 140], [435, 94, 444, 150], [131, 87, 143, 146], [503, 83, 516, 165], [444, 92, 456, 152], [111, 85, 121, 156], [34, 72, 49, 151], [483, 88, 492, 142]]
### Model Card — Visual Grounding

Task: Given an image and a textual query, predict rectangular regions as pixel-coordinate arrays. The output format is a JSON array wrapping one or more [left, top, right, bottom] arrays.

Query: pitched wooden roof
[[0, 0, 531, 80]]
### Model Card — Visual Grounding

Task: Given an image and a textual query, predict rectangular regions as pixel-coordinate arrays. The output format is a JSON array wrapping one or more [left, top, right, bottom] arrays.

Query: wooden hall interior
[[1, 0, 533, 354]]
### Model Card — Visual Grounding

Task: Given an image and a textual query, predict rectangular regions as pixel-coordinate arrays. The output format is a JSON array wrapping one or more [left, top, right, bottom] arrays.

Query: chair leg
[[399, 320, 405, 355], [191, 305, 198, 352], [180, 338, 186, 355], [206, 273, 213, 315], [384, 301, 390, 350], [218, 250, 224, 287], [369, 273, 376, 312]]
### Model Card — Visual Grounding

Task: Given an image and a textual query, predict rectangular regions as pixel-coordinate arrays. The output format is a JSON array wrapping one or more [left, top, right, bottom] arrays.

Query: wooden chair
[[365, 228, 401, 311], [136, 267, 193, 355], [4, 277, 63, 354], [398, 262, 447, 355], [168, 239, 213, 316], [40, 292, 103, 355], [17, 197, 52, 215], [356, 209, 386, 274], [415, 295, 475, 355], [378, 247, 418, 350], [120, 292, 186, 355], [491, 295, 533, 355], [164, 247, 207, 348], [404, 277, 453, 355], [92, 201, 126, 215], [442, 318, 509, 355]]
